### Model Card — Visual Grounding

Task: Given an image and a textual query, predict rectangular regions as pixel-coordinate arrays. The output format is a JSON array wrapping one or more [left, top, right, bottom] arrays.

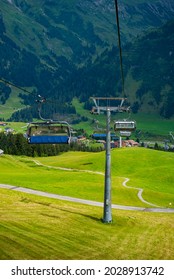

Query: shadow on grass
[[40, 205, 102, 223]]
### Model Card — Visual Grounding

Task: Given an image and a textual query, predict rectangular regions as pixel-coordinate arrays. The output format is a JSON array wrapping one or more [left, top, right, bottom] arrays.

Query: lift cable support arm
[[90, 97, 129, 114]]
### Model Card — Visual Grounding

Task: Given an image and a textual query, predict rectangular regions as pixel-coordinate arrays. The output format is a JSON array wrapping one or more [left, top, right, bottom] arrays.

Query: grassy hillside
[[37, 148, 174, 208], [0, 122, 27, 133], [0, 148, 174, 259], [0, 188, 174, 260], [0, 154, 146, 207], [0, 148, 174, 208]]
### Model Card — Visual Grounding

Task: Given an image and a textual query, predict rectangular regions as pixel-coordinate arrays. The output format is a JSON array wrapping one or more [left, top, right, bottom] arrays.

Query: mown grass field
[[1, 148, 174, 207], [0, 153, 145, 207], [0, 147, 174, 260], [0, 188, 174, 260], [37, 148, 174, 208]]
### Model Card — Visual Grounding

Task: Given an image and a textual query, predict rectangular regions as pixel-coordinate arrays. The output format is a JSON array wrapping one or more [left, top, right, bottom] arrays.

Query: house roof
[[0, 122, 7, 126]]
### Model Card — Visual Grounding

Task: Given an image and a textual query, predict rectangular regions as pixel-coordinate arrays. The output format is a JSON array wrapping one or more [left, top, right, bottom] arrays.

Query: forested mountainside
[[0, 0, 174, 120], [1, 0, 174, 65], [2, 0, 174, 63], [76, 20, 174, 118]]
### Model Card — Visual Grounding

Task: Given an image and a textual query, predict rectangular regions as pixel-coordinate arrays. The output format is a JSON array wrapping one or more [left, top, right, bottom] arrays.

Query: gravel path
[[1, 183, 174, 213]]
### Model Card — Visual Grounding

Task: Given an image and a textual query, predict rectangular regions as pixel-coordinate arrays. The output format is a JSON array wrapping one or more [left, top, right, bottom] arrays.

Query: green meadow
[[1, 188, 174, 260], [1, 148, 174, 207], [0, 147, 174, 259], [37, 148, 174, 208]]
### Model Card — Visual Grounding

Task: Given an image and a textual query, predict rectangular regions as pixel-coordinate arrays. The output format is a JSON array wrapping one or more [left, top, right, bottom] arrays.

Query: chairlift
[[114, 120, 136, 132], [26, 121, 71, 144], [119, 131, 132, 137]]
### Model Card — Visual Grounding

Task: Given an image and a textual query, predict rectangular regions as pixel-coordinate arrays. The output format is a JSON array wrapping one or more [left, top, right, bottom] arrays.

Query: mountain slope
[[2, 0, 174, 65], [128, 20, 174, 117], [1, 0, 174, 120], [67, 19, 174, 118]]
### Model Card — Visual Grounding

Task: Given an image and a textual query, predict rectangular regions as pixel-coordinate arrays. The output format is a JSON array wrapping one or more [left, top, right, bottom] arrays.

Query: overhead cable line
[[0, 77, 49, 118], [0, 77, 51, 102], [0, 77, 68, 122], [0, 77, 54, 105], [0, 77, 36, 96], [114, 0, 126, 97]]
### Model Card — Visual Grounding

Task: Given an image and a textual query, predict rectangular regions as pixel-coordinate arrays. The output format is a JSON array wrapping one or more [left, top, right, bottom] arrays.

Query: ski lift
[[114, 120, 136, 132], [25, 94, 72, 144], [27, 121, 71, 144], [119, 131, 132, 137]]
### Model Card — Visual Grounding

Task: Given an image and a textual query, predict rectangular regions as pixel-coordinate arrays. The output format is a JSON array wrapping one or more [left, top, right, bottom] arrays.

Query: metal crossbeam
[[91, 97, 127, 100], [90, 97, 129, 114]]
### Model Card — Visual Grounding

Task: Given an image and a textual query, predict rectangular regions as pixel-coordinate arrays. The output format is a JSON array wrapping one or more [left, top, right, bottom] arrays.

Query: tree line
[[0, 133, 103, 157]]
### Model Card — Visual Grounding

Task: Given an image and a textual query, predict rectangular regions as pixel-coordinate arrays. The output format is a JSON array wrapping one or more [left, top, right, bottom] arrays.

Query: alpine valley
[[0, 0, 174, 120]]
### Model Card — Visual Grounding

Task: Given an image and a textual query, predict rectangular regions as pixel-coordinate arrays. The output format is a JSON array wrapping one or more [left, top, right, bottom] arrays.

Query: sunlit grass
[[1, 147, 174, 208], [38, 148, 174, 207], [0, 188, 174, 260], [1, 147, 174, 260], [0, 154, 145, 207]]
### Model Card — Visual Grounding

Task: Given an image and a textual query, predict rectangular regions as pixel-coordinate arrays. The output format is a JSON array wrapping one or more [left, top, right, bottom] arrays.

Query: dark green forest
[[0, 132, 69, 157]]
